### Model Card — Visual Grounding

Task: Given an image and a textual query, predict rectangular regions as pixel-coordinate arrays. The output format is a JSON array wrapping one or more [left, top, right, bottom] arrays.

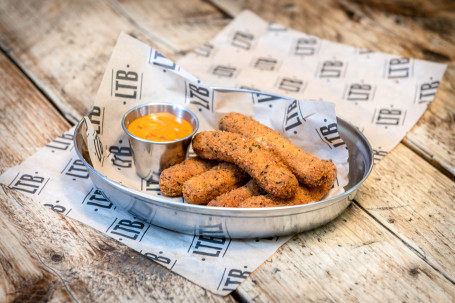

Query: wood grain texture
[[209, 0, 455, 178], [404, 65, 455, 178], [357, 143, 455, 279], [237, 203, 455, 302], [113, 0, 229, 53], [211, 0, 455, 60], [0, 0, 228, 124], [0, 52, 233, 302], [0, 211, 74, 302]]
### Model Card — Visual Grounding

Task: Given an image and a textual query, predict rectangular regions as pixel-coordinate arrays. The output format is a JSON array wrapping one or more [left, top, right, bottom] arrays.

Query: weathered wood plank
[[211, 0, 455, 60], [357, 143, 455, 278], [0, 0, 228, 124], [113, 0, 229, 54], [209, 0, 455, 177], [0, 52, 233, 302], [404, 65, 455, 178], [237, 202, 455, 302], [0, 212, 74, 302]]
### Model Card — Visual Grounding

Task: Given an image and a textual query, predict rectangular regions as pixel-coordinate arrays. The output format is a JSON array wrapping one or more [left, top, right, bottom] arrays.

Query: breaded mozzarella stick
[[159, 157, 217, 196], [219, 112, 337, 188], [192, 131, 298, 199], [182, 162, 249, 205], [240, 165, 336, 208], [207, 179, 262, 207]]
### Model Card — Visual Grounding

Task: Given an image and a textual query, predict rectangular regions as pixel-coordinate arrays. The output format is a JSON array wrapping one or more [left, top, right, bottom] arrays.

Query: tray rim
[[74, 88, 373, 217]]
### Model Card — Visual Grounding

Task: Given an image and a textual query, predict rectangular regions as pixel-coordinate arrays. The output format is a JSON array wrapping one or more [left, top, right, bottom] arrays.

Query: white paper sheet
[[178, 11, 447, 162]]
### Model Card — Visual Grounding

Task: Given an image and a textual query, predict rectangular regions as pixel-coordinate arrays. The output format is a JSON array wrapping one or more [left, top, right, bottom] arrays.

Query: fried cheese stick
[[219, 112, 337, 188], [207, 179, 262, 207], [239, 165, 336, 208], [159, 157, 217, 196], [182, 162, 249, 205], [192, 130, 298, 199]]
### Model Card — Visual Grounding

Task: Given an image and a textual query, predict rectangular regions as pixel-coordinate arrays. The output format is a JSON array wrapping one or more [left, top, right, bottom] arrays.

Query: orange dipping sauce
[[127, 112, 193, 142]]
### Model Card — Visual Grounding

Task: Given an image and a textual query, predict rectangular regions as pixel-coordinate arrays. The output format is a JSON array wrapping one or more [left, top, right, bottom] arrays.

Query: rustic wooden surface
[[0, 0, 454, 302]]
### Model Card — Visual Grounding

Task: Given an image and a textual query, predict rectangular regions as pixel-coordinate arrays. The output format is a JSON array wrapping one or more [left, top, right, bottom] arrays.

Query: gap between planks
[[106, 0, 179, 53], [0, 47, 77, 126], [402, 138, 455, 182], [208, 0, 237, 17], [353, 199, 455, 285]]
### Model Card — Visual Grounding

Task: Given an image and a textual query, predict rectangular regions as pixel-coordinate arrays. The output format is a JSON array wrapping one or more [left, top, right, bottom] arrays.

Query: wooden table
[[1, 0, 454, 301]]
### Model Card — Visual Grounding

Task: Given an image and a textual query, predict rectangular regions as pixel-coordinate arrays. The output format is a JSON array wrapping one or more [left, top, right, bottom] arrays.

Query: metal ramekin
[[121, 103, 199, 180]]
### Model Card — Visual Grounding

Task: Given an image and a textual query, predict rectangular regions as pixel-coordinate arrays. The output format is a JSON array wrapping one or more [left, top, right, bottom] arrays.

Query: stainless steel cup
[[122, 103, 199, 180]]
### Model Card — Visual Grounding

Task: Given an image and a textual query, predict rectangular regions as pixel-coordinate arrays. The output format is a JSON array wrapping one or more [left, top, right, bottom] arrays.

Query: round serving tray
[[74, 89, 373, 238]]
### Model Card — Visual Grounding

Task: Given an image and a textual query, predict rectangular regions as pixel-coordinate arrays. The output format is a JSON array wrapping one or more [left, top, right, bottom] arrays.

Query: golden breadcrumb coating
[[159, 157, 217, 196], [207, 179, 262, 207], [192, 130, 298, 199], [182, 162, 249, 205], [239, 165, 336, 207], [219, 112, 337, 188]]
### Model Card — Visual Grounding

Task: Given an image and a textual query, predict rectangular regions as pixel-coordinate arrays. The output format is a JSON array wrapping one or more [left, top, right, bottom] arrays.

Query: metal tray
[[74, 91, 373, 239]]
